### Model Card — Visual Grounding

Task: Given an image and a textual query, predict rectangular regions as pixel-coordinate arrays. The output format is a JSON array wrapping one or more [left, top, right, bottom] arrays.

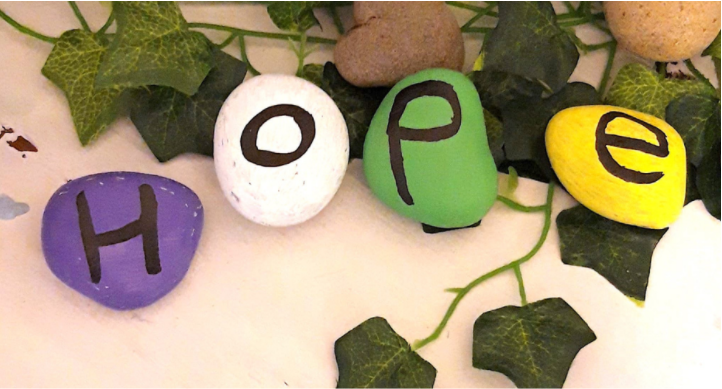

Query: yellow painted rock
[[546, 106, 686, 229]]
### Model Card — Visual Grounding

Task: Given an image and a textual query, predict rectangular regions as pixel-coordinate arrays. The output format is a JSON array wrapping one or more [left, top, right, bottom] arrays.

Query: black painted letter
[[387, 81, 462, 205], [595, 111, 669, 184], [241, 104, 316, 167], [76, 184, 160, 284]]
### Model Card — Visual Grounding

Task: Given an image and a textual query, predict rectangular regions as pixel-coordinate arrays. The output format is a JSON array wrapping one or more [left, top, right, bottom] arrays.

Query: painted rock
[[42, 172, 203, 310], [604, 2, 721, 61], [363, 68, 498, 229], [334, 2, 464, 87], [546, 106, 686, 229], [214, 74, 349, 227]]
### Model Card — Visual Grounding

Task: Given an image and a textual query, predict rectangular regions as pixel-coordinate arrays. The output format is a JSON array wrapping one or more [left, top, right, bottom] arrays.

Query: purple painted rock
[[41, 172, 203, 310]]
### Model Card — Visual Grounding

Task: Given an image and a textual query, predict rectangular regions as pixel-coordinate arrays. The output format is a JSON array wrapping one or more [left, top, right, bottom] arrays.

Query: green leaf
[[267, 1, 320, 32], [605, 63, 717, 119], [299, 63, 324, 87], [482, 2, 579, 93], [696, 140, 721, 219], [95, 2, 214, 96], [302, 63, 389, 160], [703, 33, 721, 85], [702, 32, 720, 59], [485, 109, 505, 166], [685, 163, 702, 205], [470, 69, 545, 118], [556, 205, 667, 301], [472, 298, 596, 388], [129, 48, 247, 162], [666, 94, 721, 166], [502, 82, 600, 182], [335, 317, 436, 388], [41, 30, 126, 146]]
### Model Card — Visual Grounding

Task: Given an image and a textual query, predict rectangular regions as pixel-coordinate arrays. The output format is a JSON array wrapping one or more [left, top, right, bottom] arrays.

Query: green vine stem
[[97, 10, 115, 35], [329, 6, 345, 35], [446, 1, 498, 17], [239, 34, 261, 76], [558, 13, 605, 28], [598, 41, 617, 96], [0, 8, 57, 44], [591, 19, 612, 35], [462, 26, 493, 34], [187, 22, 336, 45], [497, 195, 546, 213], [685, 59, 716, 90], [565, 29, 614, 54], [217, 33, 237, 49], [461, 1, 497, 30], [412, 182, 555, 351], [68, 1, 90, 33], [293, 32, 308, 77], [513, 264, 527, 306], [656, 62, 667, 78]]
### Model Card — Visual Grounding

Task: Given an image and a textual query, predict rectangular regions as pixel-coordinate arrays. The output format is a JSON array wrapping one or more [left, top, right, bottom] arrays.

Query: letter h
[[76, 184, 161, 284]]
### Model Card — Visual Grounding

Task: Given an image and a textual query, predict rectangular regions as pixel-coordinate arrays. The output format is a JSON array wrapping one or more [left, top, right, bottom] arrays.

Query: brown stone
[[334, 2, 464, 87], [604, 1, 721, 62]]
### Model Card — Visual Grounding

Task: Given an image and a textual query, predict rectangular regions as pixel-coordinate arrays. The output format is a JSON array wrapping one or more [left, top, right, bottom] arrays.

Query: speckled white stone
[[214, 74, 349, 227]]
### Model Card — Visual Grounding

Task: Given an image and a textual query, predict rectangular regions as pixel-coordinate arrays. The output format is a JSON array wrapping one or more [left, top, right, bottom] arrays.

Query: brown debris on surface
[[2, 126, 38, 154], [0, 126, 14, 140], [7, 136, 38, 153]]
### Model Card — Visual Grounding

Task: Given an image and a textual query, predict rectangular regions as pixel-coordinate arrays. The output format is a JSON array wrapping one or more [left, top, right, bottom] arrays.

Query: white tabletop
[[1, 2, 720, 387]]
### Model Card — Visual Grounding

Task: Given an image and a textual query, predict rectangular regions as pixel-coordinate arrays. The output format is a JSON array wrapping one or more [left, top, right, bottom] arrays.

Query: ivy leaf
[[696, 140, 721, 219], [129, 48, 247, 162], [472, 298, 596, 388], [703, 32, 721, 59], [335, 317, 436, 388], [605, 63, 717, 119], [502, 82, 600, 183], [685, 163, 702, 205], [41, 30, 126, 146], [666, 94, 721, 166], [556, 205, 668, 301], [302, 63, 389, 159], [482, 2, 579, 93], [96, 2, 214, 96], [470, 70, 545, 118], [485, 109, 505, 166], [267, 1, 320, 33], [299, 63, 324, 87], [702, 32, 721, 84]]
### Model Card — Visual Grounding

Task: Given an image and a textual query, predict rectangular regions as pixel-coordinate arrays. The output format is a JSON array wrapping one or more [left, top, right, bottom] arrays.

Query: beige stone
[[334, 2, 464, 87], [604, 1, 721, 62]]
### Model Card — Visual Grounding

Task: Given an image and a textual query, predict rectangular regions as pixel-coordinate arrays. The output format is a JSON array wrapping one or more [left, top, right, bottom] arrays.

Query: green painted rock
[[363, 68, 498, 229]]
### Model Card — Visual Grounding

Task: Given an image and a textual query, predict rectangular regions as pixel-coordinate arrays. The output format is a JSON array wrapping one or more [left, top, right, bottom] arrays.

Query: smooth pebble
[[334, 2, 464, 87], [41, 172, 203, 310], [604, 1, 721, 61], [214, 74, 349, 227], [363, 68, 498, 230], [546, 106, 686, 229]]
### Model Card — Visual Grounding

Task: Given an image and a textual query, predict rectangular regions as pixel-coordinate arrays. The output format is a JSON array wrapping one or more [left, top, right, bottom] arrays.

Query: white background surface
[[0, 2, 720, 387]]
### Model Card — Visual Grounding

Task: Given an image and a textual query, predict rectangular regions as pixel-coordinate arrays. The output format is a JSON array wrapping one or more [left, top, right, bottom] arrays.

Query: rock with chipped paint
[[41, 172, 203, 310], [214, 74, 349, 227]]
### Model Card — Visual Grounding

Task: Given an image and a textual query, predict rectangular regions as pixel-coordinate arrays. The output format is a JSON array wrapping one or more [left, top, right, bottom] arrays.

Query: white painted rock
[[214, 74, 349, 227]]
